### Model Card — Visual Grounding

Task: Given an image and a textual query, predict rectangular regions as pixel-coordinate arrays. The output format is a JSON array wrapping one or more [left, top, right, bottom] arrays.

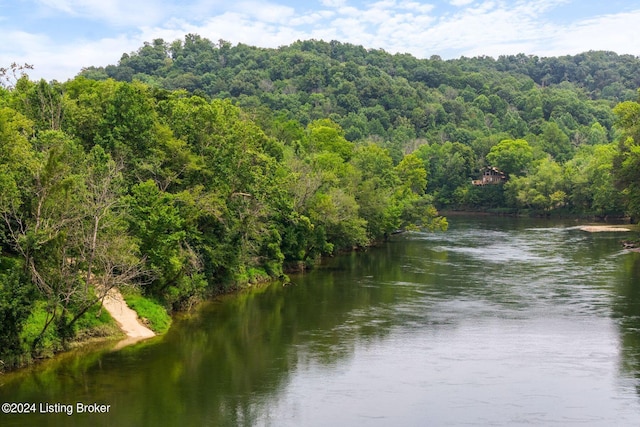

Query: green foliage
[[565, 144, 623, 215], [415, 141, 476, 207], [95, 81, 157, 164], [77, 38, 638, 217], [81, 37, 620, 164], [464, 184, 507, 210], [122, 292, 172, 334], [73, 303, 116, 332], [0, 257, 35, 368], [4, 42, 639, 367], [396, 154, 427, 194], [486, 139, 534, 177], [19, 301, 62, 357], [306, 119, 354, 160], [614, 98, 640, 143], [613, 92, 640, 219], [505, 157, 567, 212], [539, 122, 573, 162], [308, 188, 369, 250]]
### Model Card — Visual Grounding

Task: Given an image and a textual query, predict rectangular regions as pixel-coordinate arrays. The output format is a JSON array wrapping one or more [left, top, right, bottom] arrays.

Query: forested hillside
[[2, 36, 640, 369], [81, 37, 640, 211]]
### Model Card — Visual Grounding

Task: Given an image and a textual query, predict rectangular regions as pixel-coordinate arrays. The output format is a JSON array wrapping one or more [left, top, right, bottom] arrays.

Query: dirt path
[[100, 287, 155, 344]]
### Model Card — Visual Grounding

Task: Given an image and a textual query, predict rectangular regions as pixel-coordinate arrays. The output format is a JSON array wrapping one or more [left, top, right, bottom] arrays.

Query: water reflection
[[2, 216, 640, 426]]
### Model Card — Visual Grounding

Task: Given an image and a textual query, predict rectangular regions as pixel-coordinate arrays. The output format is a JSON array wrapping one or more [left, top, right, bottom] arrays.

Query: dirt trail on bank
[[100, 287, 155, 343]]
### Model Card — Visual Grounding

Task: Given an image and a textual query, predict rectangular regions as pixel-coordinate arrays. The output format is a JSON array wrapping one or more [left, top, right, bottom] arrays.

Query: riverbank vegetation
[[122, 290, 172, 334], [0, 49, 446, 369], [2, 37, 640, 369]]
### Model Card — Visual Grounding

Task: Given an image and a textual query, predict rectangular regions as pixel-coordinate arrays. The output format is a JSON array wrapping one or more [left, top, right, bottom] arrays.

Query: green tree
[[539, 121, 573, 162], [308, 188, 368, 250], [95, 81, 156, 166], [125, 181, 205, 308], [565, 144, 622, 215], [0, 256, 35, 369], [350, 144, 399, 239], [395, 153, 427, 194], [1, 128, 142, 348], [505, 157, 567, 212], [486, 138, 533, 176], [586, 122, 608, 145], [393, 153, 447, 232], [61, 77, 118, 150], [305, 119, 354, 160], [612, 95, 640, 219], [416, 142, 476, 206]]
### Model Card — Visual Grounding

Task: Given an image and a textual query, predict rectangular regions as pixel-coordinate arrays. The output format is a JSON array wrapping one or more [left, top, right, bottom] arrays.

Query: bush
[[0, 257, 35, 369], [19, 301, 62, 358], [73, 303, 121, 341]]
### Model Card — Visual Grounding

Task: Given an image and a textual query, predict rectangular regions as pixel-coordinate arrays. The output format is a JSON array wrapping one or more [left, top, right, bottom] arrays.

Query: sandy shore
[[579, 225, 632, 232], [100, 287, 155, 348]]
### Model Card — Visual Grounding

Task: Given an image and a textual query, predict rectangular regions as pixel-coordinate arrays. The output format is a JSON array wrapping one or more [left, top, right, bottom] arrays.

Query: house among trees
[[472, 167, 507, 186]]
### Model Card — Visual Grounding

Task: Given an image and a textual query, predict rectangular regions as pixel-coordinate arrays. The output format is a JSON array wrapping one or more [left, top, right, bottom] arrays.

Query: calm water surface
[[2, 216, 640, 426]]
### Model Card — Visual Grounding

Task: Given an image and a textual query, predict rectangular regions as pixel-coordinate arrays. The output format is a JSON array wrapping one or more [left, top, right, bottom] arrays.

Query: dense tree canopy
[[79, 37, 640, 211], [486, 139, 533, 177], [613, 91, 640, 220], [0, 67, 445, 368]]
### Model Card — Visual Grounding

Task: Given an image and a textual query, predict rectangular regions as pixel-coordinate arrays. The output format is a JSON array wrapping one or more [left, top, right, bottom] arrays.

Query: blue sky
[[2, 0, 639, 81]]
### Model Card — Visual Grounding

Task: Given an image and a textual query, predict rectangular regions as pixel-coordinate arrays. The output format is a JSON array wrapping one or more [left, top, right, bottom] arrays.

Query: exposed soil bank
[[100, 287, 155, 349]]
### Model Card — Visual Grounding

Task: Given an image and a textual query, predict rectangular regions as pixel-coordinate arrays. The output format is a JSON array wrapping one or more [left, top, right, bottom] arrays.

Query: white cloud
[[0, 30, 141, 81], [140, 12, 311, 51], [542, 10, 640, 57], [400, 1, 436, 14], [376, 0, 562, 57], [232, 2, 296, 24], [6, 0, 640, 82], [35, 0, 170, 26], [320, 0, 347, 7], [36, 0, 77, 14], [289, 10, 336, 27], [450, 0, 474, 6]]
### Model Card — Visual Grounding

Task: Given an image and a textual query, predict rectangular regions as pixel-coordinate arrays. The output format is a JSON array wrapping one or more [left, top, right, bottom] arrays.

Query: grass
[[235, 267, 271, 286], [19, 301, 62, 358], [19, 300, 123, 357], [122, 292, 172, 334], [73, 303, 122, 342]]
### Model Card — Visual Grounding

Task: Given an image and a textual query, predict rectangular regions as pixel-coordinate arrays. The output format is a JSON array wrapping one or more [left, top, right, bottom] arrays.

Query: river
[[2, 216, 640, 426]]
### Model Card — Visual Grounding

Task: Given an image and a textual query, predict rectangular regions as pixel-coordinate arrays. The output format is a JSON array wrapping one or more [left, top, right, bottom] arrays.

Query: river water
[[2, 216, 640, 426]]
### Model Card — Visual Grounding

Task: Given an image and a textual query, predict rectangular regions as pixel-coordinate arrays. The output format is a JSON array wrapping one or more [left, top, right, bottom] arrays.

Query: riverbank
[[440, 209, 633, 222], [0, 286, 169, 373], [99, 287, 155, 349]]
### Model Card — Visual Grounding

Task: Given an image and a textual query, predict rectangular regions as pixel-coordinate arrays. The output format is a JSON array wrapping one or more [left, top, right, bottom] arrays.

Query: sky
[[2, 0, 640, 82]]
